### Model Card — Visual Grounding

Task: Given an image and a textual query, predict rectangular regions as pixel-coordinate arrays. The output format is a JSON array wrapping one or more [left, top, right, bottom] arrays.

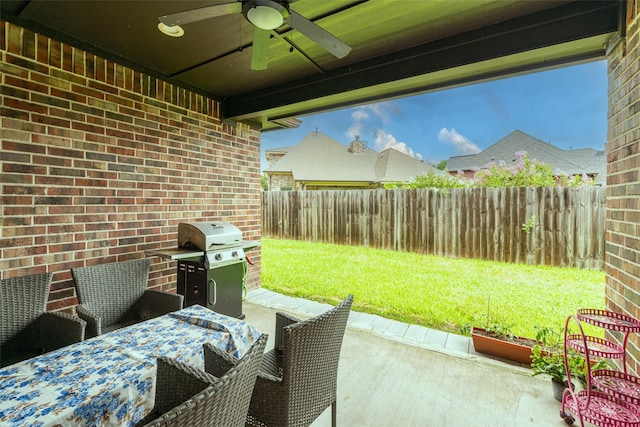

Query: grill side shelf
[[146, 248, 204, 260], [242, 240, 261, 251]]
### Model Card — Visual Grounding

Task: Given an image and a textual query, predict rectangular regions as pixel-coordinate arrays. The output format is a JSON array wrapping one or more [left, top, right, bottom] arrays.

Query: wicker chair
[[71, 258, 184, 338], [0, 272, 87, 368], [245, 294, 354, 427], [139, 333, 268, 427]]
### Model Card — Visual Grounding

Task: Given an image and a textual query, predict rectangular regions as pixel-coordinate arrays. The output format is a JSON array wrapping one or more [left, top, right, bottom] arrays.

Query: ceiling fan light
[[247, 5, 284, 30]]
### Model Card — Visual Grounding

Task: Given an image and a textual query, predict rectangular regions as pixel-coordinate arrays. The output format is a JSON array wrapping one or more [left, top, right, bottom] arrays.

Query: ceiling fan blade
[[159, 2, 242, 26], [288, 10, 351, 59], [251, 27, 270, 70]]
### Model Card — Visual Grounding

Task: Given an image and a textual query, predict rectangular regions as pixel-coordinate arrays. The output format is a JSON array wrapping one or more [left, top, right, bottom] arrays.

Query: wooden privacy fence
[[262, 187, 606, 270]]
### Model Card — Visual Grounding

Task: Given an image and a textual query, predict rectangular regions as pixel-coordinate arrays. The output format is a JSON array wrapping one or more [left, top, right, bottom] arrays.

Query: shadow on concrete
[[244, 289, 572, 427]]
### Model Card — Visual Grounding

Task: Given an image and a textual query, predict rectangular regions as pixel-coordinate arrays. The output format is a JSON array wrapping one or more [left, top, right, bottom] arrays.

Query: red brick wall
[[0, 21, 263, 313], [605, 0, 640, 375]]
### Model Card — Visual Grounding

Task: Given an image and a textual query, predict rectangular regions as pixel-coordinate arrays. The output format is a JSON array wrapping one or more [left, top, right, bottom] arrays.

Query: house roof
[[375, 149, 439, 184], [447, 130, 606, 178], [265, 132, 435, 184]]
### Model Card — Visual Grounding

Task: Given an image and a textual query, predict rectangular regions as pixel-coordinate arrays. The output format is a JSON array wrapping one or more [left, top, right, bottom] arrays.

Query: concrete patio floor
[[243, 288, 588, 427]]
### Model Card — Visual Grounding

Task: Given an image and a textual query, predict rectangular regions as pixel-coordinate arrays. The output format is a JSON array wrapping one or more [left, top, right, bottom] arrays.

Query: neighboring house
[[264, 131, 437, 190], [447, 130, 606, 183]]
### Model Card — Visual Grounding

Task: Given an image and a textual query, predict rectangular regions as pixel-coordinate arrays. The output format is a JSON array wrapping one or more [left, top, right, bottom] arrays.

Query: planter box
[[471, 327, 536, 364]]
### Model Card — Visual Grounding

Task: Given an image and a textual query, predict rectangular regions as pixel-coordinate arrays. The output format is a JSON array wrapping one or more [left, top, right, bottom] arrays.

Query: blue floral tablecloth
[[0, 305, 261, 427]]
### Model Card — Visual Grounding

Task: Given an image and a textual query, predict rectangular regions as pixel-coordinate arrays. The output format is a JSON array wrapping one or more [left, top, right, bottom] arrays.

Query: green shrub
[[386, 171, 469, 190], [399, 152, 597, 190], [474, 152, 556, 187]]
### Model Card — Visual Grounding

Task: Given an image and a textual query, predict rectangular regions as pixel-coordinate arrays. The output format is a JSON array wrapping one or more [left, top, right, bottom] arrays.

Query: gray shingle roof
[[265, 132, 435, 183], [375, 148, 439, 183], [447, 130, 606, 178]]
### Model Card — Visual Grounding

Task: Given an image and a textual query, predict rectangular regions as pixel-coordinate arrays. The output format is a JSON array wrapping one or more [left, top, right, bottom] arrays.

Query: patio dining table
[[0, 304, 261, 427]]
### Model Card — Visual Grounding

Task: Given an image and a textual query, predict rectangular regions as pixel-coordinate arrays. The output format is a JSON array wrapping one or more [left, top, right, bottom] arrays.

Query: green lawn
[[260, 238, 606, 338]]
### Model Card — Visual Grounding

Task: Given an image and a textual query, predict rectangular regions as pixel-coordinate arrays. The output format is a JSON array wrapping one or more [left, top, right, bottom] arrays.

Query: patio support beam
[[224, 1, 620, 127]]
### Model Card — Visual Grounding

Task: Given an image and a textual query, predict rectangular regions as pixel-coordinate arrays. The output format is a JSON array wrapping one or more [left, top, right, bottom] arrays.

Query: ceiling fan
[[158, 0, 352, 70]]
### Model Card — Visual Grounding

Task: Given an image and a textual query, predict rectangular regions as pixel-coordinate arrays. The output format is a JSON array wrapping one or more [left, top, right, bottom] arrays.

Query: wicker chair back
[[72, 258, 150, 327], [142, 333, 268, 427], [0, 273, 52, 346], [247, 294, 353, 427]]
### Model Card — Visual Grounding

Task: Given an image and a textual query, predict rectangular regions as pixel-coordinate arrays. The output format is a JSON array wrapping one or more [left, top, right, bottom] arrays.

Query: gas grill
[[178, 221, 246, 268], [150, 221, 259, 319]]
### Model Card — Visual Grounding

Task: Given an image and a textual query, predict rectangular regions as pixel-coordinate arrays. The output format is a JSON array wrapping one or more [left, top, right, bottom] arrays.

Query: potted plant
[[530, 326, 572, 400], [471, 322, 538, 364], [530, 326, 610, 401], [470, 298, 537, 364]]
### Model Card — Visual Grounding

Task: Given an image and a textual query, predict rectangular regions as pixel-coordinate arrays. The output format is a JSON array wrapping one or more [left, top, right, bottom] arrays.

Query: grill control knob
[[231, 251, 238, 258], [214, 253, 222, 261]]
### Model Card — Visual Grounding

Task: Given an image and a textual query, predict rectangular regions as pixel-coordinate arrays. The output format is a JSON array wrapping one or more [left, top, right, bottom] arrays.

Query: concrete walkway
[[243, 289, 584, 427]]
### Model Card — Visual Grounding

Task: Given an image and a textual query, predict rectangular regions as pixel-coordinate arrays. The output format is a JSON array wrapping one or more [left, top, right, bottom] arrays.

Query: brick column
[[605, 0, 640, 375]]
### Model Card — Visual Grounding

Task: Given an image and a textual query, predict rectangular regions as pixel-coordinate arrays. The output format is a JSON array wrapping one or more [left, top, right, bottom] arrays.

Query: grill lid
[[178, 221, 242, 251]]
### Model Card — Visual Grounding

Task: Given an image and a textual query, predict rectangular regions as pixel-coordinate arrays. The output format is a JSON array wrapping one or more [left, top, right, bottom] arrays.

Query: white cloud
[[346, 109, 366, 140], [367, 102, 398, 124], [346, 122, 364, 141], [375, 130, 423, 160], [351, 109, 369, 121], [344, 103, 422, 160], [438, 128, 480, 154], [346, 102, 401, 140]]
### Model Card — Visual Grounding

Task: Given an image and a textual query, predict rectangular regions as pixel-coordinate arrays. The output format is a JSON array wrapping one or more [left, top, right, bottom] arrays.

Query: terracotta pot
[[471, 327, 536, 364]]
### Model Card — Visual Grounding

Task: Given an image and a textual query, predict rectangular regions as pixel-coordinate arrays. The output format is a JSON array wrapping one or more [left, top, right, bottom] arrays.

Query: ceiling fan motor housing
[[243, 0, 290, 30]]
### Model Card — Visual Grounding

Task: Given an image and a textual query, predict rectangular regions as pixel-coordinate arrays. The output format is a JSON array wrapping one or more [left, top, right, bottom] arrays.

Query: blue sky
[[260, 60, 607, 169]]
